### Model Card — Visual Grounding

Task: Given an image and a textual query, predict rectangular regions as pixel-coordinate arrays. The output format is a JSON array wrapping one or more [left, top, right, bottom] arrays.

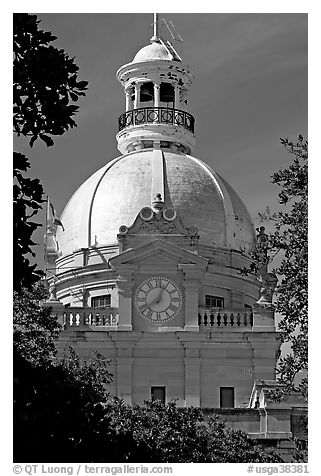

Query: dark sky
[[14, 13, 308, 266]]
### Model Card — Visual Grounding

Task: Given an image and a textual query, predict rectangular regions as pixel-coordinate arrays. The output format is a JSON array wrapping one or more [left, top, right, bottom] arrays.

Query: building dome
[[56, 149, 255, 257], [132, 41, 176, 63]]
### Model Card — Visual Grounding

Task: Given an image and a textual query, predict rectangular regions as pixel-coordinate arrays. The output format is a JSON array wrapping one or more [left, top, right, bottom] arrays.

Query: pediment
[[118, 205, 199, 239], [109, 238, 208, 270]]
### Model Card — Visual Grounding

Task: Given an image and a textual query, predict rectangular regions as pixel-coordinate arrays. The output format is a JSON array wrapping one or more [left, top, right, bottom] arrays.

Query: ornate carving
[[256, 226, 269, 247], [141, 219, 176, 234], [118, 205, 199, 239], [257, 272, 277, 304], [49, 282, 57, 301]]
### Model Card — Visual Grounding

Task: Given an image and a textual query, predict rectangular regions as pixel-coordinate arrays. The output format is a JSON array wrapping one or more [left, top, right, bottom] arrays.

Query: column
[[125, 89, 132, 111], [154, 82, 160, 108], [174, 85, 180, 109], [134, 83, 140, 109], [116, 266, 135, 331], [181, 89, 187, 110], [178, 264, 200, 331]]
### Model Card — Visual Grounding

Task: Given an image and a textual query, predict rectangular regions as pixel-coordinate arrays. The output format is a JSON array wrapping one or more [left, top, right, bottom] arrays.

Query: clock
[[135, 276, 182, 323]]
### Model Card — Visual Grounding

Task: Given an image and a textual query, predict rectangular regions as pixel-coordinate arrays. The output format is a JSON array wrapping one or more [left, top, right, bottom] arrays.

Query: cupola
[[116, 14, 195, 155]]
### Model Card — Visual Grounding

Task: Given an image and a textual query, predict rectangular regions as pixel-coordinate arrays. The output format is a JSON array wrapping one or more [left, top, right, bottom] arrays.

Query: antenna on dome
[[162, 17, 183, 58], [151, 13, 160, 43]]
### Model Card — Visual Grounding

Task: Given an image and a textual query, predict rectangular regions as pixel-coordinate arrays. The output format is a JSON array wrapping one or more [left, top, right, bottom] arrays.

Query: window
[[205, 295, 224, 309], [151, 386, 166, 404], [91, 294, 111, 308], [220, 387, 235, 408]]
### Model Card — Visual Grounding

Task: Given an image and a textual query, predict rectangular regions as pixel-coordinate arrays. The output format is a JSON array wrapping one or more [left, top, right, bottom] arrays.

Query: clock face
[[135, 276, 182, 323]]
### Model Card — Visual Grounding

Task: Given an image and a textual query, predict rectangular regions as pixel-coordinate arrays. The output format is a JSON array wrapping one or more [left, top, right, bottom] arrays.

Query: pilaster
[[229, 289, 244, 308], [178, 264, 200, 331], [116, 357, 133, 404], [184, 349, 201, 406], [115, 265, 137, 331]]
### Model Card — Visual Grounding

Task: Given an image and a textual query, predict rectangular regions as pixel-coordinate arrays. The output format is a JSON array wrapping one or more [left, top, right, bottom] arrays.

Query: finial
[[152, 193, 164, 212], [151, 13, 160, 43]]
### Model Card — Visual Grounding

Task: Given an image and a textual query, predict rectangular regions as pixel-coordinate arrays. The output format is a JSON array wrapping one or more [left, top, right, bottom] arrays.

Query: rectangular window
[[91, 294, 111, 308], [151, 386, 166, 404], [220, 387, 235, 408], [205, 295, 224, 309]]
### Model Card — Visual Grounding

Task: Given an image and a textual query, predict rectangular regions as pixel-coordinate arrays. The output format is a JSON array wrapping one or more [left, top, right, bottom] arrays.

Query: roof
[[56, 149, 256, 257], [132, 41, 178, 63]]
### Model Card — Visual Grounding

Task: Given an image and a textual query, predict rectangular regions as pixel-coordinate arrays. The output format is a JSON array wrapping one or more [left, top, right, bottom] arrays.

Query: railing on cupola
[[118, 107, 195, 134], [198, 308, 253, 329]]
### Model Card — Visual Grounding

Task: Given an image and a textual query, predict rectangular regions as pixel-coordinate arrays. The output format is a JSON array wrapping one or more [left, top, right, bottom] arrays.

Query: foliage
[[60, 347, 113, 403], [13, 283, 113, 463], [13, 152, 45, 291], [14, 347, 113, 463], [249, 135, 308, 397], [13, 13, 88, 291], [13, 13, 88, 147], [103, 399, 282, 463], [13, 284, 60, 366]]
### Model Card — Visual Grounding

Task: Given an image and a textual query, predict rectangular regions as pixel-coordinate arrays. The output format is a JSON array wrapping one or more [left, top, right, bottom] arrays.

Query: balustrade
[[118, 107, 195, 133], [62, 307, 119, 329], [62, 307, 252, 330], [198, 308, 253, 328]]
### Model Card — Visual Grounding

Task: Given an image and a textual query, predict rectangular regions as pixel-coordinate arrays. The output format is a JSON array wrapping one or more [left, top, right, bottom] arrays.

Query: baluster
[[96, 313, 102, 326], [63, 312, 67, 330], [217, 312, 221, 327], [204, 312, 208, 326], [75, 313, 80, 326], [111, 313, 117, 325], [106, 314, 111, 325], [69, 313, 73, 327], [223, 313, 228, 326], [210, 313, 214, 327], [244, 313, 248, 327], [115, 313, 119, 325], [230, 313, 234, 326], [237, 313, 241, 326], [88, 313, 93, 326]]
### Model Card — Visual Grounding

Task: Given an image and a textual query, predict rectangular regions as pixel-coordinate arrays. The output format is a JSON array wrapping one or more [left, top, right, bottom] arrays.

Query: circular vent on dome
[[163, 208, 176, 221], [140, 207, 154, 221]]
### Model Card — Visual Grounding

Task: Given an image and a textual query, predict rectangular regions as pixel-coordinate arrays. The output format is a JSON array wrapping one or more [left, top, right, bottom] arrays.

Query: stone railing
[[62, 307, 119, 329], [198, 308, 253, 328]]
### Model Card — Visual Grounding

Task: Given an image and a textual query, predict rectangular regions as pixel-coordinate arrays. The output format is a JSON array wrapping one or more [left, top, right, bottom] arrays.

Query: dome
[[56, 150, 256, 257], [132, 41, 175, 63]]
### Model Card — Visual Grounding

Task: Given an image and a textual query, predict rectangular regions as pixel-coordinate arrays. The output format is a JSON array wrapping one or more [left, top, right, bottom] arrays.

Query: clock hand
[[147, 288, 163, 307], [155, 288, 164, 304]]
